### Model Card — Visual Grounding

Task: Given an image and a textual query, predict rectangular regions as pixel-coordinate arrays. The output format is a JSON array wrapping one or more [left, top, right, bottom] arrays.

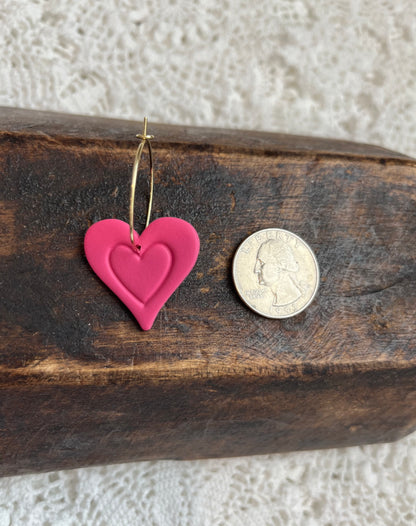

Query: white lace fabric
[[0, 0, 416, 524]]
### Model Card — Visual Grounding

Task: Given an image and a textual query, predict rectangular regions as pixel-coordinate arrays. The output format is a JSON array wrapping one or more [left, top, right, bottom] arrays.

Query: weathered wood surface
[[0, 107, 415, 477]]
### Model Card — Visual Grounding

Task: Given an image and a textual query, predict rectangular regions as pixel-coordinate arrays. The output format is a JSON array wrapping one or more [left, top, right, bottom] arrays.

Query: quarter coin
[[232, 228, 319, 318]]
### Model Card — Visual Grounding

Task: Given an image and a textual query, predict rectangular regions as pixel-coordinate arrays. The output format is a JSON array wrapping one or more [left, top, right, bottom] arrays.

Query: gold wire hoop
[[129, 117, 154, 249]]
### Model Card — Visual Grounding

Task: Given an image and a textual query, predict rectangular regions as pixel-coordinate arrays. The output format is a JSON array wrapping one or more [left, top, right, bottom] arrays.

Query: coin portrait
[[233, 228, 319, 318]]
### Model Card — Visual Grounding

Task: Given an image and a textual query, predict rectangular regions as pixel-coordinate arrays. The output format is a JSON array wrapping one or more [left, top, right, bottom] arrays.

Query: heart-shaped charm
[[84, 217, 199, 330]]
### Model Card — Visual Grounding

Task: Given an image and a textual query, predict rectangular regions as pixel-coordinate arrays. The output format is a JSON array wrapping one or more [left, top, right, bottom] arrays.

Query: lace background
[[0, 0, 415, 524]]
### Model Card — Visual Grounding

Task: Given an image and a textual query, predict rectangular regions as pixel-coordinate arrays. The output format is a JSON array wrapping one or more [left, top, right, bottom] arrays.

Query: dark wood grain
[[0, 107, 415, 476]]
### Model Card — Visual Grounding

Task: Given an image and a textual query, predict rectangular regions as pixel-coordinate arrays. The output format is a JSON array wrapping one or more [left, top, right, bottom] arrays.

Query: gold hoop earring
[[84, 118, 200, 331]]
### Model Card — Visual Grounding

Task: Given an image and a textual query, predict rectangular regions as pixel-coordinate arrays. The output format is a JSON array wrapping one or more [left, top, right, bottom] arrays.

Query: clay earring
[[84, 118, 200, 330]]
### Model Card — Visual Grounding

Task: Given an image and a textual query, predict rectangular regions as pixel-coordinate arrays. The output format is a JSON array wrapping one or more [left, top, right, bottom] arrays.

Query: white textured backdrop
[[1, 1, 416, 525]]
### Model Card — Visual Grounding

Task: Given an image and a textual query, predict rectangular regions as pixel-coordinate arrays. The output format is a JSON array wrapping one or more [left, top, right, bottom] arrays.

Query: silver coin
[[233, 228, 319, 318]]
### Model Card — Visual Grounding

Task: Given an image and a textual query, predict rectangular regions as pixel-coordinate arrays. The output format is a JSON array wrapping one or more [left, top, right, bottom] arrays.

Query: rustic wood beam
[[0, 107, 415, 476]]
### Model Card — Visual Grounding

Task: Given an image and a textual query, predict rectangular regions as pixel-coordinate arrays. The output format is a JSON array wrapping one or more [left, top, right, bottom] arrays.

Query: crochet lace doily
[[0, 0, 415, 524], [1, 438, 415, 525]]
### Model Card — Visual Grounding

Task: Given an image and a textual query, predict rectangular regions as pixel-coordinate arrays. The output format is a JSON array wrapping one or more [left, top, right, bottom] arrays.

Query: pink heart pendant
[[84, 217, 199, 330]]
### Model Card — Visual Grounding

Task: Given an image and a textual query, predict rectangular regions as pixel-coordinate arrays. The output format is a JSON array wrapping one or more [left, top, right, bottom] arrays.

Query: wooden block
[[0, 107, 415, 476]]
